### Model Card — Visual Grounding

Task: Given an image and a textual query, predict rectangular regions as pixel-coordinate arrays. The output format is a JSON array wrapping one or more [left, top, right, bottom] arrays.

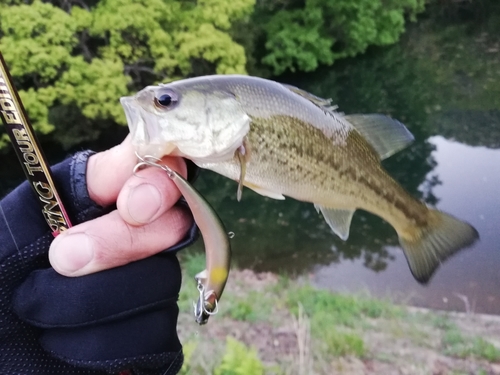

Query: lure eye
[[154, 89, 178, 109]]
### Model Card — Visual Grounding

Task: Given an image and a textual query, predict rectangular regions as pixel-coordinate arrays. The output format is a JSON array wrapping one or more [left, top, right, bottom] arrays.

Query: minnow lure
[[134, 154, 231, 325]]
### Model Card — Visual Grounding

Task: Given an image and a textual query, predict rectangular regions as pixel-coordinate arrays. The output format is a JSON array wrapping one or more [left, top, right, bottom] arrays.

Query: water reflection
[[190, 21, 500, 312], [314, 137, 500, 315], [190, 134, 499, 314], [192, 170, 401, 275], [1, 2, 499, 315]]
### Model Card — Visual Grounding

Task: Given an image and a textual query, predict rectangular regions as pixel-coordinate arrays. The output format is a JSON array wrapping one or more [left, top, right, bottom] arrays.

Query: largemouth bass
[[120, 75, 479, 283]]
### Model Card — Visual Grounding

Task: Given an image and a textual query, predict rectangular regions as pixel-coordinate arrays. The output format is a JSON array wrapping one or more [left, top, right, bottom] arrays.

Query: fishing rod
[[0, 51, 72, 235]]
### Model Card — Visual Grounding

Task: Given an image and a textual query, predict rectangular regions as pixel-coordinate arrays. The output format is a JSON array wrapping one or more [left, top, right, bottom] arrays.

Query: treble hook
[[194, 280, 219, 323], [133, 153, 175, 178]]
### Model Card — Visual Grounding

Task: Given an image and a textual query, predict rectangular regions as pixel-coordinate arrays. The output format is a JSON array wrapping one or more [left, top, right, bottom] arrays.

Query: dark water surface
[[313, 137, 500, 314], [1, 7, 499, 315], [190, 136, 500, 315], [192, 13, 500, 315]]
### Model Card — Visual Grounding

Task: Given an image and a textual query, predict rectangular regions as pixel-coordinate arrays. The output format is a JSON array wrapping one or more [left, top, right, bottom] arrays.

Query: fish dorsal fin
[[344, 114, 414, 160], [283, 84, 413, 159], [282, 84, 335, 108], [315, 204, 355, 241]]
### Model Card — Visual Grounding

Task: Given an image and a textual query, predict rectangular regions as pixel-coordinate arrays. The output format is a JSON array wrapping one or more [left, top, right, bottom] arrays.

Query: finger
[[86, 136, 187, 208], [85, 135, 137, 207], [116, 157, 187, 226], [49, 206, 192, 276]]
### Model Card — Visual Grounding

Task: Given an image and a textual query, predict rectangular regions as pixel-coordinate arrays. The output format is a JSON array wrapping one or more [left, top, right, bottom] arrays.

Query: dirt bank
[[178, 269, 500, 374]]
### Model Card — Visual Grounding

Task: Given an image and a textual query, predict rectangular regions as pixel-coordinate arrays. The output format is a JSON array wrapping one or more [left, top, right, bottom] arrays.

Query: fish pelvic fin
[[344, 114, 414, 160], [315, 204, 355, 241], [398, 210, 479, 284], [245, 183, 285, 200]]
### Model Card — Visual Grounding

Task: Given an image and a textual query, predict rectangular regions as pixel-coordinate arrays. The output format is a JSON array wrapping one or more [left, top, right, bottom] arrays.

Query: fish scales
[[227, 78, 430, 228], [205, 113, 429, 231], [120, 74, 479, 283]]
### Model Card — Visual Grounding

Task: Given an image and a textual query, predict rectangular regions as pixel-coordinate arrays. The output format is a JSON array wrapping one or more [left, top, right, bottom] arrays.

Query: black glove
[[0, 151, 198, 375]]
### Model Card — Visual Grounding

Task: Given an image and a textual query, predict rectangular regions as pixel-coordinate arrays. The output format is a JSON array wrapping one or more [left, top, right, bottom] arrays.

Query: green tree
[[0, 0, 254, 150], [256, 0, 426, 75]]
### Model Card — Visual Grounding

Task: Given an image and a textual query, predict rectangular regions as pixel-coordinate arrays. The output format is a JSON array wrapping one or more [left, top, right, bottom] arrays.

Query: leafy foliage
[[214, 337, 264, 375], [0, 0, 253, 149], [2, 0, 493, 153], [178, 341, 198, 375], [258, 0, 426, 74]]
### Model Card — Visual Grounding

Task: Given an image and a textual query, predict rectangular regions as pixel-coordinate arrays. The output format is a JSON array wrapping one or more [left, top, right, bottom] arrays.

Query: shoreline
[[406, 306, 500, 322], [177, 262, 500, 374]]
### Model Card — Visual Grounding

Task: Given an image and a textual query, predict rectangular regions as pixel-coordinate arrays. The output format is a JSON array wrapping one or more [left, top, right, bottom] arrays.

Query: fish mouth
[[120, 96, 175, 158], [120, 96, 143, 139]]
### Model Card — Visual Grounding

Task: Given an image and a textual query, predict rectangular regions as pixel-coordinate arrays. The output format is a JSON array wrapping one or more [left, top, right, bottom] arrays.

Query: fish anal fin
[[245, 183, 285, 200], [398, 210, 479, 284], [315, 204, 355, 241], [345, 114, 414, 160]]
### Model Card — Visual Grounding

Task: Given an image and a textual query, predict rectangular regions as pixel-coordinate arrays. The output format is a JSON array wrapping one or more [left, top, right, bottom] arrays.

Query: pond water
[[1, 6, 499, 315], [189, 135, 500, 315], [313, 136, 500, 314], [190, 13, 500, 315]]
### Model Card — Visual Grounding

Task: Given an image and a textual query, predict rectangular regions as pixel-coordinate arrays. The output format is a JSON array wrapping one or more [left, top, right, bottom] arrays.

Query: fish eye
[[154, 89, 178, 110]]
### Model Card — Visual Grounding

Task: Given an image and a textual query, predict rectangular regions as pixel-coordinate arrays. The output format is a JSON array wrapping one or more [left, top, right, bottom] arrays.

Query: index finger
[[86, 135, 138, 207], [85, 136, 187, 208]]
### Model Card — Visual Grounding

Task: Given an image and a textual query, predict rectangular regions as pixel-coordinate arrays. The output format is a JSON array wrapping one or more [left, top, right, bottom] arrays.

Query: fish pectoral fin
[[315, 204, 355, 241], [344, 114, 414, 160], [246, 183, 285, 200], [236, 145, 247, 202]]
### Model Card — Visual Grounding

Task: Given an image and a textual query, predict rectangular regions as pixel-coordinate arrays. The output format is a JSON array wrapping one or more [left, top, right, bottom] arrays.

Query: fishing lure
[[134, 154, 231, 325]]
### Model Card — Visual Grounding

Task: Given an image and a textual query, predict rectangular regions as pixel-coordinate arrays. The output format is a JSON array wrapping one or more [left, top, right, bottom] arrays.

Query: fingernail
[[128, 184, 161, 223], [50, 233, 94, 274]]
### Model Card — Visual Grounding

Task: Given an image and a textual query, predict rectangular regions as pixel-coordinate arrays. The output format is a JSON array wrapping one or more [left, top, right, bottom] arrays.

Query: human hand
[[0, 137, 197, 375], [49, 135, 193, 276]]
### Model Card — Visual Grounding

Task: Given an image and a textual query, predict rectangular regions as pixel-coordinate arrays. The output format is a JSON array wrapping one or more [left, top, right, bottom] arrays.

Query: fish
[[134, 155, 231, 325], [120, 75, 479, 283]]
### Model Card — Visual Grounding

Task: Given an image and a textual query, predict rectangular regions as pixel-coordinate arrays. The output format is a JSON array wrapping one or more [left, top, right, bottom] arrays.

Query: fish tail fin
[[398, 210, 479, 284]]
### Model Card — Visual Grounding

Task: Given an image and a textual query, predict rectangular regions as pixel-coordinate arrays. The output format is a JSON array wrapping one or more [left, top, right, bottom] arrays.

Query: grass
[[175, 254, 500, 374], [177, 251, 210, 313], [214, 337, 264, 375], [222, 290, 275, 322], [322, 329, 365, 357], [286, 285, 399, 328], [442, 326, 500, 361]]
